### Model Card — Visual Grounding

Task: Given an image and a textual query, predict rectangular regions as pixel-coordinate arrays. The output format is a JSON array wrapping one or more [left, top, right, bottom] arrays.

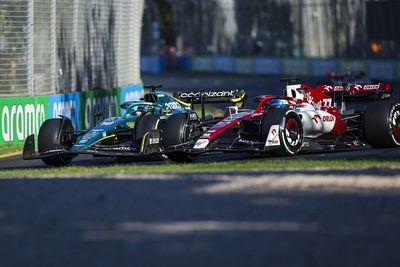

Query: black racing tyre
[[160, 113, 198, 162], [38, 118, 75, 167], [364, 101, 400, 148], [261, 108, 303, 157], [135, 114, 161, 144]]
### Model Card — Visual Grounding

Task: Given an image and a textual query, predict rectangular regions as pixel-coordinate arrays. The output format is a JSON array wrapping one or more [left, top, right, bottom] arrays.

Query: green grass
[[1, 157, 400, 178], [0, 144, 23, 156]]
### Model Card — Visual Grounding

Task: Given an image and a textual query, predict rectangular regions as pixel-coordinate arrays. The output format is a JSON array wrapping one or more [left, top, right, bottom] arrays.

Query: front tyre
[[160, 113, 198, 163], [38, 118, 75, 167], [262, 109, 303, 157], [364, 101, 400, 148]]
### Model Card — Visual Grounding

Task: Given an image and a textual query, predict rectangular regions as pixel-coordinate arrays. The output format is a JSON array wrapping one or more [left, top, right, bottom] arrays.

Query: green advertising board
[[0, 95, 49, 145], [0, 85, 143, 145], [79, 88, 121, 130]]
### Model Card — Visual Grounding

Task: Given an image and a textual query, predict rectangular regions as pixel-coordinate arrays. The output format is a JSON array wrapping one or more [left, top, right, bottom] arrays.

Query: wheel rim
[[391, 110, 400, 142], [284, 117, 301, 147]]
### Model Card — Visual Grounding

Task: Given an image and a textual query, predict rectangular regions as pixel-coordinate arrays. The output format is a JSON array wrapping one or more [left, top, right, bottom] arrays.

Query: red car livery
[[157, 78, 399, 162]]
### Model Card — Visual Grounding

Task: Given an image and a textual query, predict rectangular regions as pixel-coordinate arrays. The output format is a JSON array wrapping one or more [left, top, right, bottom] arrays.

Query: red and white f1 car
[[157, 78, 399, 162]]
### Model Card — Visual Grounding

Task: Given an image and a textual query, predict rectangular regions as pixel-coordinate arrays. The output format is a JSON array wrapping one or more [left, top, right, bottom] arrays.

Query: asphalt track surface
[[1, 73, 400, 267], [2, 146, 400, 170]]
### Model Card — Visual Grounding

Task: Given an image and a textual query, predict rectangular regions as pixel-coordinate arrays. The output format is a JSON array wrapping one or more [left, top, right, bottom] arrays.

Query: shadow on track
[[1, 171, 400, 267]]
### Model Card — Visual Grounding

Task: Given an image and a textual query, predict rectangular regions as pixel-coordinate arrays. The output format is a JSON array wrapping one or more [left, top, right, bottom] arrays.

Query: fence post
[[71, 0, 79, 92], [27, 0, 34, 96], [51, 0, 57, 93]]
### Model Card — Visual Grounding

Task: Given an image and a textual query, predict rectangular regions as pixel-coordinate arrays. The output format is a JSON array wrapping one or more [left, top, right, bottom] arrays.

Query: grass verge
[[0, 144, 23, 156], [1, 157, 400, 177]]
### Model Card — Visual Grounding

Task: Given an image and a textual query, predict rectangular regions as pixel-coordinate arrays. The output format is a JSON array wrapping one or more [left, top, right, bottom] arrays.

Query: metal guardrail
[[0, 0, 143, 97]]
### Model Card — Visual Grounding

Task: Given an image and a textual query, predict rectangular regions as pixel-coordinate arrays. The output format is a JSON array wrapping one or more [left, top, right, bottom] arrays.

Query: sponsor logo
[[363, 84, 380, 90], [237, 139, 253, 144], [189, 113, 198, 120], [179, 90, 237, 98], [265, 125, 280, 147], [1, 103, 46, 142], [101, 120, 114, 126], [148, 137, 160, 145], [193, 139, 209, 149], [165, 102, 181, 109], [113, 147, 133, 151], [268, 139, 279, 145], [322, 115, 334, 122]]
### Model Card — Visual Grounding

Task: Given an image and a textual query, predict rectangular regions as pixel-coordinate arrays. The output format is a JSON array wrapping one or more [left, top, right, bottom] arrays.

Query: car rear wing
[[173, 89, 247, 119], [173, 89, 246, 104]]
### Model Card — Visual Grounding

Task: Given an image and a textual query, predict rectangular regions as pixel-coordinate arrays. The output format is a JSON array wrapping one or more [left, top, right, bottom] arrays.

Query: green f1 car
[[23, 86, 246, 166]]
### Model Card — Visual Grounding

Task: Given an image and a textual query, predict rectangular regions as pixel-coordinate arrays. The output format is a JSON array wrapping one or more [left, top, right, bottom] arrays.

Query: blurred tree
[[155, 0, 175, 46], [141, 0, 399, 59]]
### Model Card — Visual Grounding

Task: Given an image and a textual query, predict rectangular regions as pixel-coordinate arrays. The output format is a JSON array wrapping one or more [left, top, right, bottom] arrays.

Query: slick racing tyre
[[38, 118, 75, 167], [261, 108, 303, 157], [364, 101, 400, 148], [161, 113, 198, 163], [135, 114, 161, 144]]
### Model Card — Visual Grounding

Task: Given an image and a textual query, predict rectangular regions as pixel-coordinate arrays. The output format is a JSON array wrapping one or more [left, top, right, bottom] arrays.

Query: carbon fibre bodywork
[[160, 79, 399, 161]]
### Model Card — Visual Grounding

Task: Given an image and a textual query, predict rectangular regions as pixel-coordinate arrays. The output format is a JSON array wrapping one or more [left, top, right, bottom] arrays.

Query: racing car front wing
[[161, 135, 366, 155], [23, 130, 162, 160]]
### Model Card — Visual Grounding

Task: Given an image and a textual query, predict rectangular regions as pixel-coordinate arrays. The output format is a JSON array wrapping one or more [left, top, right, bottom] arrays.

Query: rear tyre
[[38, 118, 75, 167], [261, 108, 303, 157], [161, 113, 198, 162], [364, 101, 400, 148]]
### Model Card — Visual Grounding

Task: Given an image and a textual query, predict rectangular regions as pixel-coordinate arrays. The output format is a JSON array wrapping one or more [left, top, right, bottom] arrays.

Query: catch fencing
[[0, 0, 143, 97]]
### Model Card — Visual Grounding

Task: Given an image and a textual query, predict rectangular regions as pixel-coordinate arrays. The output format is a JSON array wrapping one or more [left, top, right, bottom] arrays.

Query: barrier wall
[[0, 85, 143, 145], [141, 55, 400, 82]]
